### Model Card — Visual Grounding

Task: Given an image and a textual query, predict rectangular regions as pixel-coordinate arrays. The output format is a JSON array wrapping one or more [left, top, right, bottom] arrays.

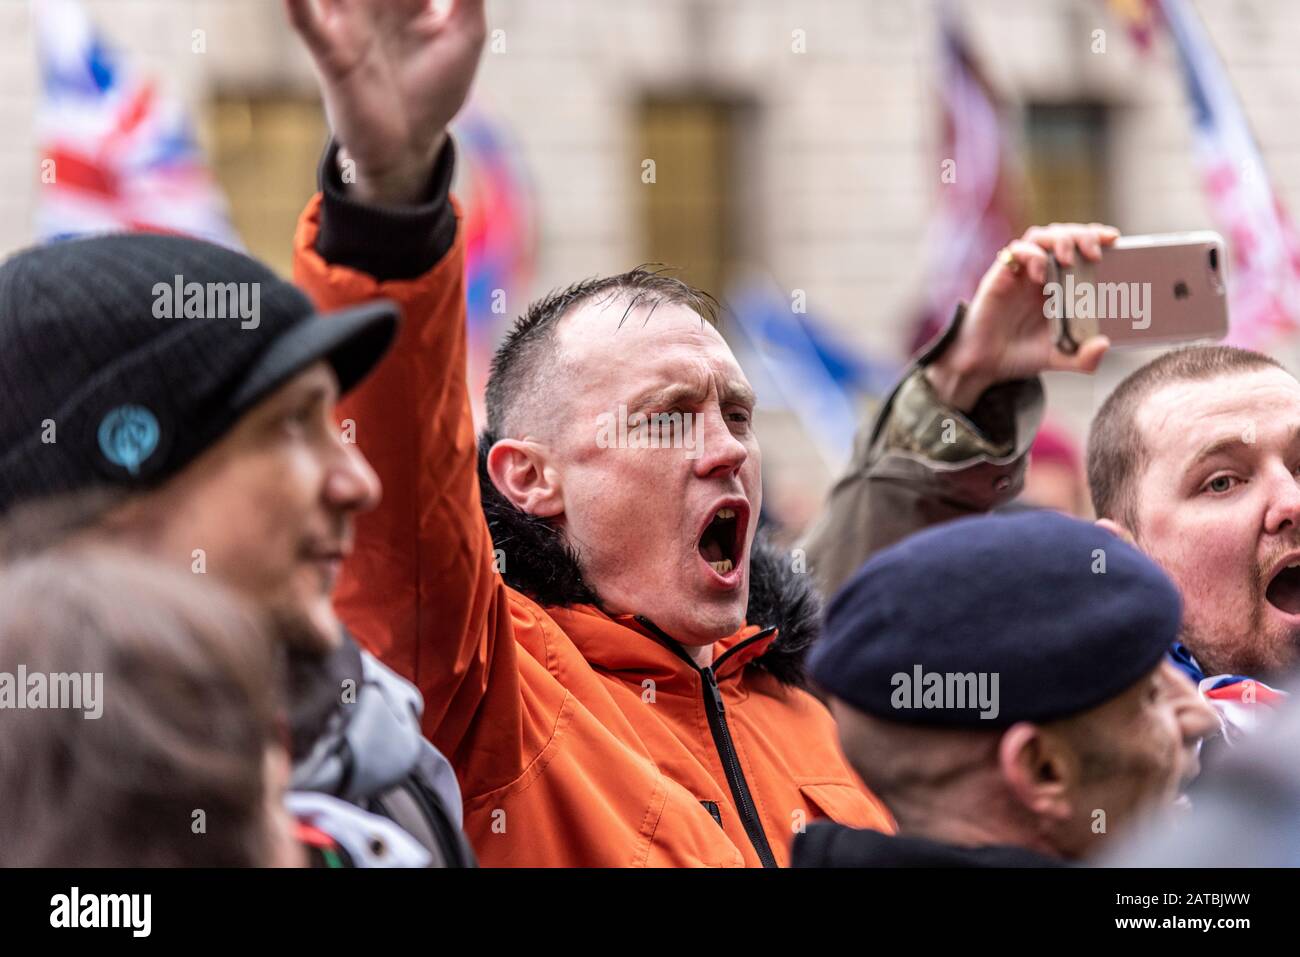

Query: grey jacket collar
[[290, 632, 463, 830]]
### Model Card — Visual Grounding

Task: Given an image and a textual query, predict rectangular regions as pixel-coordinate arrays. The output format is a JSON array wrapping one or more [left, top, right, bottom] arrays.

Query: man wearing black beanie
[[793, 511, 1220, 867]]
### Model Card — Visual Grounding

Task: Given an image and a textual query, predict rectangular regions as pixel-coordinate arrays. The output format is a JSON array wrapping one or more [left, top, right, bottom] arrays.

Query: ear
[[998, 722, 1076, 824], [1094, 517, 1135, 546], [486, 438, 564, 518]]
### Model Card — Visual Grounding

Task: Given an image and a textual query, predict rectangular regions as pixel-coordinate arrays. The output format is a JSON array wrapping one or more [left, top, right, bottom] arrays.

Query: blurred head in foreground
[[1106, 682, 1300, 867], [0, 549, 302, 867], [798, 511, 1218, 866]]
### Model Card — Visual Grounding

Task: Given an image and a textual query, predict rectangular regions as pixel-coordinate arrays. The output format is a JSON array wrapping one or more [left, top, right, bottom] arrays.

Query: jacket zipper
[[635, 616, 779, 868], [404, 776, 476, 868]]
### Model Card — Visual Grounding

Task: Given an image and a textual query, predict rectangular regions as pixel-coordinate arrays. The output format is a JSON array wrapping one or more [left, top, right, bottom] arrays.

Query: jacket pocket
[[797, 781, 894, 832]]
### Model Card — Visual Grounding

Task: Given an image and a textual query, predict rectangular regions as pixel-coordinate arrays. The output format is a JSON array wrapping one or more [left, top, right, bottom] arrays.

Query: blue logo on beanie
[[97, 405, 161, 476]]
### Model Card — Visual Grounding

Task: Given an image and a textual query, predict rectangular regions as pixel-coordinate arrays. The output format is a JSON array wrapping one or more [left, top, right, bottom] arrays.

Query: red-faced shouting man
[[287, 0, 1116, 865]]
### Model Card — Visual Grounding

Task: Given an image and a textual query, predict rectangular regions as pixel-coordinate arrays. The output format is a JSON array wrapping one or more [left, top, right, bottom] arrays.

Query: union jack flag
[[33, 0, 240, 248]]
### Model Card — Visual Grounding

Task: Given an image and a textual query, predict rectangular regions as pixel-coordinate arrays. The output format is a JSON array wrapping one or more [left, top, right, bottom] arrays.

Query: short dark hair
[[484, 267, 718, 439], [1086, 344, 1287, 529]]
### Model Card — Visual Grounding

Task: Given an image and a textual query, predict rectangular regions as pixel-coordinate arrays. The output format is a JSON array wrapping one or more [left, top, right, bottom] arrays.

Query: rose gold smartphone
[[1048, 231, 1229, 352]]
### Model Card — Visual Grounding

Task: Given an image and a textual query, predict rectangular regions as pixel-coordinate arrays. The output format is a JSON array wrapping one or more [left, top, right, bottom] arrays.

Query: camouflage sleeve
[[799, 303, 1045, 598]]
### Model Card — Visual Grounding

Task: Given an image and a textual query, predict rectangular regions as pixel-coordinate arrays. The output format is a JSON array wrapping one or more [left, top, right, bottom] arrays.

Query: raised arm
[[802, 223, 1118, 596], [286, 0, 527, 794]]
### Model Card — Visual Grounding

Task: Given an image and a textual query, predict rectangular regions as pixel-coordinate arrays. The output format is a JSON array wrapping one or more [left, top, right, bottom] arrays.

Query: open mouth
[[697, 503, 747, 577], [1266, 561, 1300, 615]]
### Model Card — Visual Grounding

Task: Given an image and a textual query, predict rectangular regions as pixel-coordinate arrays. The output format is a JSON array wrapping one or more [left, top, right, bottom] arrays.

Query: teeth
[[716, 508, 736, 520], [709, 559, 734, 574]]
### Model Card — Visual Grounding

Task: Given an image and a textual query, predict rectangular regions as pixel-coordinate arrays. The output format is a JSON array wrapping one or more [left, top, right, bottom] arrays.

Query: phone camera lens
[[1209, 247, 1219, 271]]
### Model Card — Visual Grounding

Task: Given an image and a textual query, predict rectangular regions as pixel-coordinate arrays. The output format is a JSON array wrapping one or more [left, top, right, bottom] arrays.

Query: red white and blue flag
[[1126, 0, 1300, 349], [452, 103, 535, 426], [33, 0, 240, 248], [912, 0, 1022, 353], [1170, 642, 1287, 744]]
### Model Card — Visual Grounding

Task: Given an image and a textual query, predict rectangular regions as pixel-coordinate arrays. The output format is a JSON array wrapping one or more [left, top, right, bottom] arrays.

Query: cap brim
[[230, 299, 400, 411]]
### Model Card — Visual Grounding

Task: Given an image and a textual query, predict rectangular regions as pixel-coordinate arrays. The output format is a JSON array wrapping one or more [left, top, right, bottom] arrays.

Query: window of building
[[635, 95, 755, 313], [1022, 102, 1110, 227], [207, 95, 327, 277]]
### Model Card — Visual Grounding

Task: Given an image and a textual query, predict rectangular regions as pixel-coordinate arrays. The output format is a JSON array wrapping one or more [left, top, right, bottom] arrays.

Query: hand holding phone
[[1048, 231, 1228, 352], [923, 222, 1120, 412]]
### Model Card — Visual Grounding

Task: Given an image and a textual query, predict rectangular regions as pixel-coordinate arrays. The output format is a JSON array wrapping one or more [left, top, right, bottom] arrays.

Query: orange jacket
[[293, 194, 893, 867]]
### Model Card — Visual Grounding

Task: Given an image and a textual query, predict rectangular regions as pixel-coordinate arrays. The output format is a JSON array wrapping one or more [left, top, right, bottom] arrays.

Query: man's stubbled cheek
[[1143, 496, 1248, 592], [1139, 510, 1255, 652]]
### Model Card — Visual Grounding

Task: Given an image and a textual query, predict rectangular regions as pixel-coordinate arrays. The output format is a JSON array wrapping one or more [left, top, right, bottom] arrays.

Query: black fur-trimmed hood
[[476, 437, 821, 687]]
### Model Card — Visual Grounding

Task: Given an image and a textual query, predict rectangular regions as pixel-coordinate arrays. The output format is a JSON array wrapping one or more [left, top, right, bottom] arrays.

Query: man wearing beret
[[793, 510, 1219, 867]]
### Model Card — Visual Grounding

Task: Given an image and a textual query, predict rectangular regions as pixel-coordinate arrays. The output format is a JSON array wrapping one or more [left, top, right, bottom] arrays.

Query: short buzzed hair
[[1086, 344, 1287, 529], [484, 267, 718, 439]]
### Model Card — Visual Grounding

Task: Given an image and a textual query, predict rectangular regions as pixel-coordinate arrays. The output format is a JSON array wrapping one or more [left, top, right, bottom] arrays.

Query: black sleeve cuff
[[966, 379, 1024, 447], [315, 137, 458, 282]]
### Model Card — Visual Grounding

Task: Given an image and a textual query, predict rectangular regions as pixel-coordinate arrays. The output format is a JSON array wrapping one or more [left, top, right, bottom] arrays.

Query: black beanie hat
[[0, 232, 398, 515]]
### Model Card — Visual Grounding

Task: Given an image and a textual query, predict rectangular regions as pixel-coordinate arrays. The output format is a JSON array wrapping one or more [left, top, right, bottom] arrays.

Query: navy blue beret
[[810, 510, 1182, 728]]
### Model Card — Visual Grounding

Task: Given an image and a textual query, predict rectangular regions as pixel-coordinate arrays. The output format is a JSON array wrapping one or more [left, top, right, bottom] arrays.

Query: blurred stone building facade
[[2, 0, 1298, 527]]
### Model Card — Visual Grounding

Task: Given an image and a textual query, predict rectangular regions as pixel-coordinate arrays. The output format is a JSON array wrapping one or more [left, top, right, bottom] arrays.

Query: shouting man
[[288, 0, 1116, 864], [1086, 345, 1298, 736], [804, 234, 1297, 741]]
